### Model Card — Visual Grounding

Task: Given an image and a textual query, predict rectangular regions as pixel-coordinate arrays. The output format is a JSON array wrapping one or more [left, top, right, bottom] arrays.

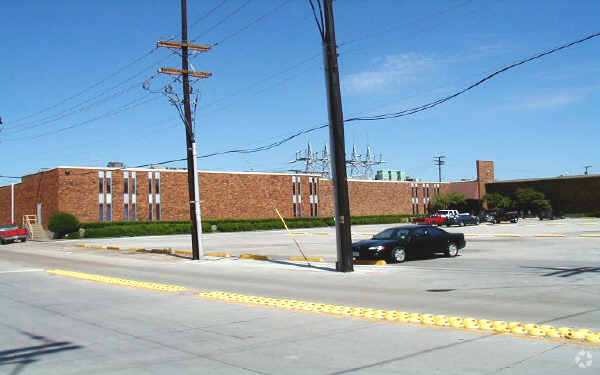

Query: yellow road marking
[[546, 223, 567, 226], [204, 252, 231, 257], [578, 222, 600, 225], [106, 246, 121, 250], [535, 234, 565, 238], [493, 234, 521, 237], [288, 257, 325, 262], [195, 291, 600, 347], [239, 254, 270, 260], [90, 245, 106, 249], [580, 234, 600, 238], [174, 250, 192, 256], [129, 247, 147, 252], [75, 243, 87, 248], [311, 232, 330, 236], [354, 260, 387, 265], [46, 269, 188, 293], [149, 248, 171, 254]]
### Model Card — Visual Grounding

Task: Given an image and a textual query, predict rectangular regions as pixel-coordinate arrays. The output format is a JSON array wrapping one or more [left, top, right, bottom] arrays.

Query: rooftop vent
[[107, 162, 126, 168]]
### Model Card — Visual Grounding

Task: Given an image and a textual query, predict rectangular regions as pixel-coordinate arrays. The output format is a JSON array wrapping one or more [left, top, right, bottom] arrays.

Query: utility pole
[[322, 0, 353, 272], [157, 0, 212, 259], [433, 155, 446, 182], [584, 165, 592, 175]]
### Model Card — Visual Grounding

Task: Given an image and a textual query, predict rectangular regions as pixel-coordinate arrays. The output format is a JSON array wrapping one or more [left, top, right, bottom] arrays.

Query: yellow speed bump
[[174, 250, 192, 256], [239, 254, 270, 260], [90, 245, 106, 249], [194, 291, 600, 347], [354, 260, 387, 265], [46, 269, 188, 293], [129, 247, 147, 252], [106, 246, 121, 250], [204, 252, 231, 257], [75, 243, 88, 248], [534, 234, 565, 238], [288, 257, 325, 262]]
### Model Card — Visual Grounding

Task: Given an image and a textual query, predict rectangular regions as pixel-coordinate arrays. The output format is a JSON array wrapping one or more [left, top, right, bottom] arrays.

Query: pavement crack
[[484, 343, 564, 374]]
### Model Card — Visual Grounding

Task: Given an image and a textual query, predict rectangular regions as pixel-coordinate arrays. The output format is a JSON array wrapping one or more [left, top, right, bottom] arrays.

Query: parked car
[[446, 213, 480, 227], [0, 224, 28, 244], [538, 210, 563, 220], [352, 225, 466, 263], [478, 211, 495, 223], [488, 209, 519, 224], [422, 214, 447, 226]]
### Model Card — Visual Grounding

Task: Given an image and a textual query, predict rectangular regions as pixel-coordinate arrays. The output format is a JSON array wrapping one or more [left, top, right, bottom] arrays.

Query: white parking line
[[0, 269, 45, 274]]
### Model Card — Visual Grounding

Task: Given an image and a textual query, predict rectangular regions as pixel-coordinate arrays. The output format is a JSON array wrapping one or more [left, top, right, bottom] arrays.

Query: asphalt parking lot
[[2, 218, 599, 373]]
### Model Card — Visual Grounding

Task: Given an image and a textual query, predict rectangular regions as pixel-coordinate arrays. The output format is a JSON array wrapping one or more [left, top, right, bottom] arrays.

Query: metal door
[[37, 203, 42, 225]]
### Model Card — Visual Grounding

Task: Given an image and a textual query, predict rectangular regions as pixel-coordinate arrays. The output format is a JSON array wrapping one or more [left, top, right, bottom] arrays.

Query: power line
[[189, 0, 230, 30], [212, 0, 293, 47], [190, 0, 254, 42], [4, 95, 159, 141], [194, 31, 600, 159], [344, 31, 600, 122], [7, 48, 159, 125]]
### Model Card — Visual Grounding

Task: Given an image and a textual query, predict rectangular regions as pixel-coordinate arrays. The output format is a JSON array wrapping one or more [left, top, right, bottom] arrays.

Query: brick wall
[[476, 160, 495, 198], [1, 161, 502, 227], [486, 175, 600, 214]]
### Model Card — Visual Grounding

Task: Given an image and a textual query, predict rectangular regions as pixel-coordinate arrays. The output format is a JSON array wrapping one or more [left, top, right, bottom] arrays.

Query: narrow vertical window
[[107, 204, 112, 222], [131, 172, 137, 220], [106, 172, 111, 194], [155, 172, 161, 221], [98, 171, 105, 221], [148, 172, 153, 221], [123, 172, 129, 221]]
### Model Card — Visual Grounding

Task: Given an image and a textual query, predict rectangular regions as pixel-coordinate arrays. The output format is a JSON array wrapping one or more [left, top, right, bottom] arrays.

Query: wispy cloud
[[343, 53, 437, 94], [498, 86, 599, 111]]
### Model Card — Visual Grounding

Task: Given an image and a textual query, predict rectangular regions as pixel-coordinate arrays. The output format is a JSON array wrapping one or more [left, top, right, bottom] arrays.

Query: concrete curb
[[288, 256, 326, 262], [239, 254, 270, 260]]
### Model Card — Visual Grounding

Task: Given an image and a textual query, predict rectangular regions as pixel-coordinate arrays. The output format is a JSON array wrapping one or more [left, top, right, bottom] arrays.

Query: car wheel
[[389, 247, 406, 264], [476, 219, 480, 225], [459, 222, 465, 227], [21, 238, 27, 243], [512, 218, 518, 223], [446, 242, 459, 257]]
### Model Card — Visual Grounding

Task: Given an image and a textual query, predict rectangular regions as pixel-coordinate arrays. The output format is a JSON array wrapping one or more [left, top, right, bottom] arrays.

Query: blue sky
[[2, 0, 599, 186]]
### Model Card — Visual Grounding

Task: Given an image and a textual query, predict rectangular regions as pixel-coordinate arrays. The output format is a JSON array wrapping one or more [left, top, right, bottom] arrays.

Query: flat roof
[[492, 174, 600, 184]]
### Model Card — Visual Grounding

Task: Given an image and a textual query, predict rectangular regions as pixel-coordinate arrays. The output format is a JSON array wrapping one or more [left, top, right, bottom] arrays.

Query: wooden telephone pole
[[157, 0, 211, 260]]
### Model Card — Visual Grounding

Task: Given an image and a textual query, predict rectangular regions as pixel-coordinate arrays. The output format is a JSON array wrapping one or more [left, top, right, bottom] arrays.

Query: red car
[[423, 214, 447, 226], [0, 224, 28, 244]]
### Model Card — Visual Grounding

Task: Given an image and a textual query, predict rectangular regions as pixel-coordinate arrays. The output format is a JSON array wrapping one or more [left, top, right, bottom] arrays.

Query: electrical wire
[[4, 95, 160, 141], [8, 48, 159, 125], [190, 0, 254, 42], [212, 0, 293, 47], [189, 0, 230, 30], [308, 0, 325, 40]]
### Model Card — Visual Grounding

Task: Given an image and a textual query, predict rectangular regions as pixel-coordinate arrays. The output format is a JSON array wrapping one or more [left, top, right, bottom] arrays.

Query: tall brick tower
[[476, 160, 495, 200]]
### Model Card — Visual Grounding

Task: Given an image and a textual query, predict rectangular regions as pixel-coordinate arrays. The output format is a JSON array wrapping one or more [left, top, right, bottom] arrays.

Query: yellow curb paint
[[149, 248, 171, 254], [195, 291, 599, 347], [578, 222, 600, 225], [493, 234, 521, 237], [174, 250, 192, 256], [546, 223, 567, 226], [289, 232, 306, 235], [90, 245, 106, 249], [204, 252, 231, 257], [288, 257, 326, 262], [239, 254, 270, 260], [311, 232, 330, 236], [534, 234, 566, 238], [75, 243, 87, 248], [580, 234, 600, 238], [46, 269, 188, 293], [106, 246, 121, 250], [354, 260, 387, 265], [129, 247, 147, 252]]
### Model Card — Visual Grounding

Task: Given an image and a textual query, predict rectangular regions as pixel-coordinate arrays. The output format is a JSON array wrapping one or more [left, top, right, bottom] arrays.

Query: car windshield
[[372, 228, 409, 240]]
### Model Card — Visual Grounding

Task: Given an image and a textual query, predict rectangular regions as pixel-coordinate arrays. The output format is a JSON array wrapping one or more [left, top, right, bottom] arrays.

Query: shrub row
[[79, 214, 421, 238]]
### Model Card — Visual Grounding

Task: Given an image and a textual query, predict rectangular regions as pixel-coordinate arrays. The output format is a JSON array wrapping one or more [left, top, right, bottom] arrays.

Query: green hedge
[[79, 214, 421, 238]]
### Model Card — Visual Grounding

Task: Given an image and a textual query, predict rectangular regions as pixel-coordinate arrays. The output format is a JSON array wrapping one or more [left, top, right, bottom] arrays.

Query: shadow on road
[[521, 266, 600, 277], [0, 331, 83, 375]]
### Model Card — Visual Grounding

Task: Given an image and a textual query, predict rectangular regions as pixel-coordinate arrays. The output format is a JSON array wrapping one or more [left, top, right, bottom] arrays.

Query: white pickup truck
[[436, 210, 459, 218]]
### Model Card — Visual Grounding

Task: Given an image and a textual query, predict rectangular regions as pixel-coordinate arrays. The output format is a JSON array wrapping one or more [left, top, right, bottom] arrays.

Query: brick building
[[0, 161, 494, 228], [486, 174, 600, 214]]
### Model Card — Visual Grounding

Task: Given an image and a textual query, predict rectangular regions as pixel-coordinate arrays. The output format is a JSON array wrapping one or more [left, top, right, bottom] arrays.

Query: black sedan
[[352, 225, 466, 263]]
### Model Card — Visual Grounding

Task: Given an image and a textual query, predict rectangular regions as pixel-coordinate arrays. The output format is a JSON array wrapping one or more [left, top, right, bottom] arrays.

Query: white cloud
[[343, 53, 437, 94], [500, 86, 599, 111]]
